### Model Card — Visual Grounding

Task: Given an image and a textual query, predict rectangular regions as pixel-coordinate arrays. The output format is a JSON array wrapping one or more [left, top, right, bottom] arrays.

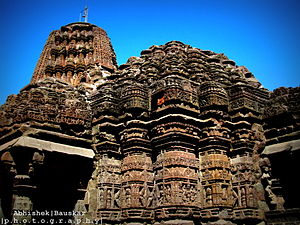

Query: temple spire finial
[[80, 6, 88, 22]]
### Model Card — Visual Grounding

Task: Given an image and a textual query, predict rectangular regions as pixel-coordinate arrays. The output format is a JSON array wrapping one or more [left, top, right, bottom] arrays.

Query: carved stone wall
[[262, 87, 300, 224], [0, 23, 299, 225]]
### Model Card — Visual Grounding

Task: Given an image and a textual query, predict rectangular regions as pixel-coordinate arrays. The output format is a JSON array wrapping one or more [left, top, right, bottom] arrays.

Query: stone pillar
[[150, 76, 201, 224], [259, 157, 285, 211], [0, 150, 43, 225], [198, 81, 233, 224], [11, 175, 34, 224], [228, 84, 269, 222], [0, 151, 15, 220], [81, 83, 121, 224], [118, 83, 154, 225]]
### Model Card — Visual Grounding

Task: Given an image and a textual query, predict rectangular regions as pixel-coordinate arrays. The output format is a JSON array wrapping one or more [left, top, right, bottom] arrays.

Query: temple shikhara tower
[[0, 22, 299, 225]]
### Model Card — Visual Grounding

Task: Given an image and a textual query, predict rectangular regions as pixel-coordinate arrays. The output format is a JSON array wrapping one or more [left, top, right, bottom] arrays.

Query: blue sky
[[0, 0, 299, 104]]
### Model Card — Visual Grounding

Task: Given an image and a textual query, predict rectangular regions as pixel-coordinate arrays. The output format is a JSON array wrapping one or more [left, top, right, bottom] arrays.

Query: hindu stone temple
[[0, 22, 299, 225]]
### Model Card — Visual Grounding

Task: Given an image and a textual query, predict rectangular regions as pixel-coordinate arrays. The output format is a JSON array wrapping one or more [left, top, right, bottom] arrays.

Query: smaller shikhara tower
[[0, 22, 299, 225], [31, 22, 117, 87], [0, 22, 117, 222]]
